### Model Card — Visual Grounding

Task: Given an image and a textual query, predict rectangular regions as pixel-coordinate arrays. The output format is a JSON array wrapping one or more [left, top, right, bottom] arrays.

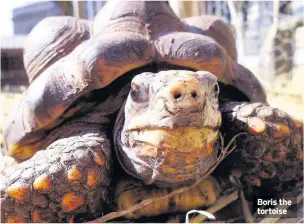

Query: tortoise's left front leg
[[218, 102, 303, 196]]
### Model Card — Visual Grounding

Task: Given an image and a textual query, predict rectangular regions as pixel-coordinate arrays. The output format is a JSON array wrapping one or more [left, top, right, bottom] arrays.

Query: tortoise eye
[[130, 82, 148, 102], [130, 83, 140, 99], [212, 83, 220, 97]]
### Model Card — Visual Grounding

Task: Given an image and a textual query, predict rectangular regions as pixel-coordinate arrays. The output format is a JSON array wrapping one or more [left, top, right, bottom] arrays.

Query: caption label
[[252, 196, 297, 218]]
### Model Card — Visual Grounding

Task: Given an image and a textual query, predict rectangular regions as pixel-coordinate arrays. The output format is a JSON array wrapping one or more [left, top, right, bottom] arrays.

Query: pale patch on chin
[[120, 127, 219, 184], [127, 127, 219, 154]]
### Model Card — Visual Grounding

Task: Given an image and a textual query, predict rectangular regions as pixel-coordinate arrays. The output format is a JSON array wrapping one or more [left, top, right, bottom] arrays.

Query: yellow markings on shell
[[68, 167, 83, 181], [62, 103, 85, 119], [7, 216, 25, 223], [33, 174, 52, 191], [116, 176, 221, 219], [129, 127, 218, 153], [164, 58, 224, 79], [46, 104, 67, 124], [62, 192, 85, 212], [97, 58, 149, 88], [7, 183, 29, 200], [10, 143, 42, 161]]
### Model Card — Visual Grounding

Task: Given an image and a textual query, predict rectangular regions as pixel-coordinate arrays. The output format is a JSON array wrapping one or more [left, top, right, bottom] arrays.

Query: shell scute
[[4, 1, 265, 160]]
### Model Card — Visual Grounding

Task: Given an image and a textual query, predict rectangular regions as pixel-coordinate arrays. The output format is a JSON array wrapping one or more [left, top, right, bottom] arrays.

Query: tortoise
[[1, 1, 303, 223]]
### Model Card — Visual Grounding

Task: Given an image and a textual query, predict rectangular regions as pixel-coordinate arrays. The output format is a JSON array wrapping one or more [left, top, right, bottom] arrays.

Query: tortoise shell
[[4, 1, 266, 160]]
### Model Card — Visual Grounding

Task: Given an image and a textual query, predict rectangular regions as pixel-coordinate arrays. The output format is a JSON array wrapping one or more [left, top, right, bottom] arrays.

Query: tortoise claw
[[218, 102, 303, 196]]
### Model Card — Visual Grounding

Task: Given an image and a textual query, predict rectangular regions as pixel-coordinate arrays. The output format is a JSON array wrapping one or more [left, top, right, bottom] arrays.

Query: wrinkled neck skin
[[114, 70, 222, 187]]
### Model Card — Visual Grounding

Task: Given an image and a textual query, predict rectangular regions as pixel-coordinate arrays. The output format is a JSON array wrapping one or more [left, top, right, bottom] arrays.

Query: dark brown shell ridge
[[4, 0, 266, 159]]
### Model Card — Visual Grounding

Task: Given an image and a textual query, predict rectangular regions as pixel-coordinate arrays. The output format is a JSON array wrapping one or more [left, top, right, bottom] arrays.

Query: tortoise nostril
[[174, 92, 182, 99], [191, 91, 197, 98]]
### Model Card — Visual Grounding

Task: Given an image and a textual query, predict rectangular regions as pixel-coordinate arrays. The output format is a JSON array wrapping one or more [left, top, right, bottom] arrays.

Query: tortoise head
[[114, 70, 222, 186]]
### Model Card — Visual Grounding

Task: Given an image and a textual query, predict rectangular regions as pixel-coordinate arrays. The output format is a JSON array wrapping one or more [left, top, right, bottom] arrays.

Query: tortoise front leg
[[0, 122, 112, 223], [218, 102, 303, 196]]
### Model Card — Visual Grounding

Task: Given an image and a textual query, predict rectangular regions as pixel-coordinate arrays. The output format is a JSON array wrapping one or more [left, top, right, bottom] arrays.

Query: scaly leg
[[0, 122, 112, 223], [218, 102, 303, 196]]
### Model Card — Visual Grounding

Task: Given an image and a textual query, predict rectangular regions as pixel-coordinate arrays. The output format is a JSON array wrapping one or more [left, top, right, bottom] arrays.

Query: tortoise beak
[[118, 126, 220, 186]]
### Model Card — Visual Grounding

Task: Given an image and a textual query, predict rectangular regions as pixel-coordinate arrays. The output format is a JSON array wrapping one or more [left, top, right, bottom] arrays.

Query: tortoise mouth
[[117, 125, 220, 185], [126, 126, 219, 153]]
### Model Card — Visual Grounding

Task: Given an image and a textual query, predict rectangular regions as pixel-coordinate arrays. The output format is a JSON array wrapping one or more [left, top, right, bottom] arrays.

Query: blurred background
[[1, 1, 303, 147]]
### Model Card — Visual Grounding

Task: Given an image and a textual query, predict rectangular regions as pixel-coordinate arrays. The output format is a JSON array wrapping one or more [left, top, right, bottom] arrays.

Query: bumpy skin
[[218, 102, 303, 196], [1, 84, 129, 223], [1, 122, 112, 223]]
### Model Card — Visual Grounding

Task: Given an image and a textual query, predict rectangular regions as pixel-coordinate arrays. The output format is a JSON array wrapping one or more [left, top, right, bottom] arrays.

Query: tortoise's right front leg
[[1, 123, 112, 223]]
